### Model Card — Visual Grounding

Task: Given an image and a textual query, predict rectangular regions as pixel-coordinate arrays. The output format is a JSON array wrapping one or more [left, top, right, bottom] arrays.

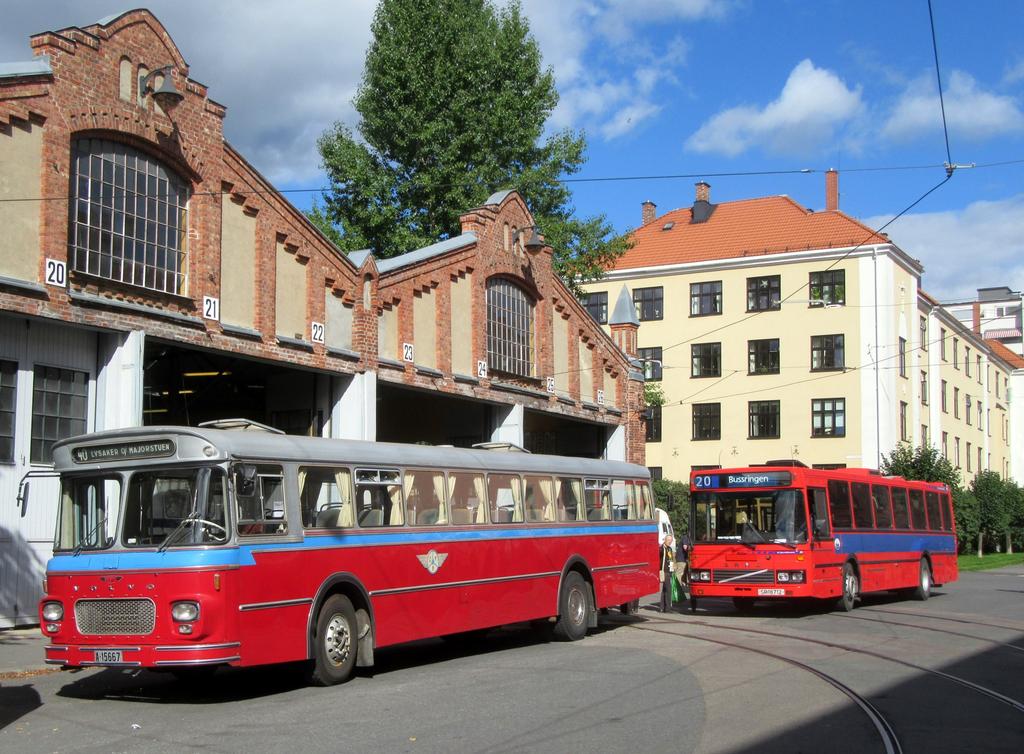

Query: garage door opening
[[376, 381, 491, 447], [524, 409, 610, 458]]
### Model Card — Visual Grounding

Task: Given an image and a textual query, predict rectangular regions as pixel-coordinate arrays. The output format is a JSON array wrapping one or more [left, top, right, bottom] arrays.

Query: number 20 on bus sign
[[693, 474, 717, 489]]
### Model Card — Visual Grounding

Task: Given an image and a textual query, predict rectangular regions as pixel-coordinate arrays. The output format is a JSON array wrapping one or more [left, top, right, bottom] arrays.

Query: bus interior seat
[[316, 506, 342, 528], [451, 508, 471, 525], [359, 508, 384, 527], [418, 509, 438, 526], [587, 507, 605, 521]]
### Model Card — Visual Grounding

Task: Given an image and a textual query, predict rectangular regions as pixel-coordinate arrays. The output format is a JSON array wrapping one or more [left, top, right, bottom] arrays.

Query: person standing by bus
[[656, 508, 675, 612], [675, 531, 693, 611]]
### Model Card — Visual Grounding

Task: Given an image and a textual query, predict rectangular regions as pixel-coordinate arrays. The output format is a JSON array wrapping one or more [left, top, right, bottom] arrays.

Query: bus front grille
[[75, 598, 156, 635], [712, 568, 775, 584]]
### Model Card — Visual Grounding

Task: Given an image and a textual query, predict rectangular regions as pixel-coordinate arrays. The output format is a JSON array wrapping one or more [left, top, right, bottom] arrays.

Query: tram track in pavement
[[858, 606, 1024, 634], [631, 615, 1024, 714], [626, 620, 903, 754], [825, 610, 1024, 654]]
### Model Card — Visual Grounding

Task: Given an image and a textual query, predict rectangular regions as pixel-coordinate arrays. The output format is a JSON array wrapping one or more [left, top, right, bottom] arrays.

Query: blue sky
[[2, 1, 1022, 300]]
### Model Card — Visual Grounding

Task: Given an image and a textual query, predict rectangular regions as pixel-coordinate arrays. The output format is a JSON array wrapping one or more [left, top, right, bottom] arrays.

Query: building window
[[638, 346, 663, 381], [898, 338, 907, 377], [920, 371, 928, 404], [920, 315, 928, 350], [648, 466, 663, 481], [31, 366, 88, 464], [0, 360, 16, 463], [997, 374, 1001, 398], [690, 281, 722, 316], [645, 404, 662, 442], [748, 339, 780, 375], [810, 334, 845, 371], [921, 424, 929, 447], [940, 328, 947, 360], [748, 400, 781, 439], [899, 401, 908, 441], [941, 431, 948, 459], [954, 437, 960, 467], [978, 401, 983, 430], [486, 278, 535, 378], [633, 287, 664, 321], [941, 380, 947, 412], [976, 356, 982, 384], [953, 337, 959, 368], [691, 343, 721, 378], [747, 275, 781, 312], [965, 395, 972, 425], [582, 291, 607, 324], [692, 403, 721, 440], [954, 387, 961, 418], [966, 442, 972, 472], [69, 137, 190, 295], [987, 408, 991, 436], [809, 270, 845, 306], [811, 398, 845, 437], [965, 347, 971, 377]]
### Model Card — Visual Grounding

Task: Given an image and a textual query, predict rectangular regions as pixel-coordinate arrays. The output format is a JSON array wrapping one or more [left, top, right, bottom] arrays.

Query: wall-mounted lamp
[[141, 65, 184, 113], [512, 225, 545, 255]]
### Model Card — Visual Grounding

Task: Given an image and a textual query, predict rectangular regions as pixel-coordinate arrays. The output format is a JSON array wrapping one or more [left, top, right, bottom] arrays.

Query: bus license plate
[[93, 650, 123, 664], [757, 588, 785, 596]]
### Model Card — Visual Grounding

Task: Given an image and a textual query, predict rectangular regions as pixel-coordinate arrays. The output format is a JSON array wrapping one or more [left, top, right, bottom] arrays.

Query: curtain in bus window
[[851, 482, 873, 528], [908, 489, 927, 529], [585, 480, 610, 521], [638, 483, 654, 520], [892, 485, 909, 528], [488, 474, 522, 523], [827, 480, 853, 529], [871, 486, 893, 529], [523, 475, 554, 522], [611, 480, 629, 520], [539, 477, 555, 521], [448, 472, 485, 525], [404, 469, 445, 526], [925, 492, 942, 530], [432, 473, 447, 524], [335, 470, 353, 526], [472, 475, 488, 523], [556, 477, 584, 521]]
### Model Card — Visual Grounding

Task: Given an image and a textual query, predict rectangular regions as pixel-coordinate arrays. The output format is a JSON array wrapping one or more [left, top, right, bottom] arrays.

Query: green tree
[[951, 487, 979, 554], [971, 471, 1016, 556], [653, 478, 689, 540], [313, 0, 628, 287], [879, 443, 961, 490]]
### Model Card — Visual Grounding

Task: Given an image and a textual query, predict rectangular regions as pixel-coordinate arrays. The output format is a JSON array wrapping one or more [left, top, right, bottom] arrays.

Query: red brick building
[[0, 10, 643, 626]]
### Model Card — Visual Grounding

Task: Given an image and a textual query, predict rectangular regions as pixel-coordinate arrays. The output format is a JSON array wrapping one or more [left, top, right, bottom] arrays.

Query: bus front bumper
[[44, 641, 242, 669], [689, 582, 815, 599]]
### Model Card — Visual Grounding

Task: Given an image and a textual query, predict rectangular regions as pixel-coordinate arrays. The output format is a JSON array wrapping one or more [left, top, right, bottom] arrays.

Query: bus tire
[[619, 598, 640, 615], [913, 558, 932, 601], [552, 571, 590, 642], [836, 562, 858, 612], [309, 594, 358, 686], [732, 597, 756, 613]]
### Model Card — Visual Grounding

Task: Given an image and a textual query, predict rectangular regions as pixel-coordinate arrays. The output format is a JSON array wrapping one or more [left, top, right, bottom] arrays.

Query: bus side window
[[851, 482, 874, 529], [523, 475, 555, 522], [871, 485, 893, 529], [808, 487, 830, 539], [487, 474, 523, 524], [638, 482, 655, 520], [299, 467, 353, 529], [355, 468, 404, 527], [908, 489, 927, 530], [827, 479, 852, 529], [891, 488, 910, 529], [556, 477, 584, 521], [924, 491, 941, 531], [406, 469, 446, 526], [584, 479, 610, 521], [448, 471, 486, 525], [610, 479, 629, 520], [235, 464, 288, 536], [943, 493, 954, 532]]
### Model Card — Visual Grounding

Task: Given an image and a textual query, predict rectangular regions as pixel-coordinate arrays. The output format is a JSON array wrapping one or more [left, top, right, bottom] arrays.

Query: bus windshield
[[122, 467, 228, 548], [692, 489, 808, 545]]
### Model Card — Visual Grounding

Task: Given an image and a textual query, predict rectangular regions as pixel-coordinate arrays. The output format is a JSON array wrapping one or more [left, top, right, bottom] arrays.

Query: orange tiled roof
[[986, 339, 1024, 369], [612, 196, 890, 271]]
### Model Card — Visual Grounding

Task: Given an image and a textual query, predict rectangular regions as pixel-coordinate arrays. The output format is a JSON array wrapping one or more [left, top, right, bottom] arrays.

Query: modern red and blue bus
[[688, 462, 958, 612], [34, 421, 659, 684]]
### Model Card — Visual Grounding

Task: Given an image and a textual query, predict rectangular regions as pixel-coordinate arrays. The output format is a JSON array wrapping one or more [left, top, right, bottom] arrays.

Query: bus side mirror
[[235, 465, 258, 496], [17, 481, 29, 517]]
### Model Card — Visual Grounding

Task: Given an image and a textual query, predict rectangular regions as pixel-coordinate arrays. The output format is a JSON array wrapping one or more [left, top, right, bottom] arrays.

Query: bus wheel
[[309, 594, 358, 686], [837, 563, 858, 612], [913, 559, 932, 601], [553, 571, 590, 642], [619, 599, 640, 615], [732, 597, 756, 613]]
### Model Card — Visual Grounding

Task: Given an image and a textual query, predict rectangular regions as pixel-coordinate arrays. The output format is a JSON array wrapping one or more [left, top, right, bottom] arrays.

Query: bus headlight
[[171, 601, 200, 622], [693, 570, 711, 582], [780, 571, 805, 584], [42, 601, 63, 622], [778, 572, 790, 583]]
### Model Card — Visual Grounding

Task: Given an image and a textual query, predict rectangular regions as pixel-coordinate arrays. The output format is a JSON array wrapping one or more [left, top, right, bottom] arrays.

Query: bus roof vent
[[471, 441, 531, 453], [197, 418, 285, 434], [763, 459, 808, 467]]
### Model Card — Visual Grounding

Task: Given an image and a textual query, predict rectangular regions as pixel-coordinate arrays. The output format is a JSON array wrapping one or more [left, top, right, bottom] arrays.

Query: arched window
[[486, 278, 534, 378], [69, 137, 190, 295]]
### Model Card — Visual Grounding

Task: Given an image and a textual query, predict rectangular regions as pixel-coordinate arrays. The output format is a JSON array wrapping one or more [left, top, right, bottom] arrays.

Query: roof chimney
[[695, 181, 710, 203], [825, 169, 839, 211], [641, 200, 656, 226], [691, 181, 715, 224]]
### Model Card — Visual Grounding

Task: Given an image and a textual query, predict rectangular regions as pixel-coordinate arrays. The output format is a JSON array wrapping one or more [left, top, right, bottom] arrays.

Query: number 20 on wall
[[45, 258, 67, 287]]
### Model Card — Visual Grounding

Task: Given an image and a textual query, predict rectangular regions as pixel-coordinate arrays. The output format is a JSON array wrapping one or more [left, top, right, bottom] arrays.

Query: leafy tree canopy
[[311, 0, 628, 288], [880, 443, 961, 490]]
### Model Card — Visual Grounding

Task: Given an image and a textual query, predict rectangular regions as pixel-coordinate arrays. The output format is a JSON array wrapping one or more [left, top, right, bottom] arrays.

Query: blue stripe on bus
[[834, 531, 956, 555], [47, 523, 658, 573]]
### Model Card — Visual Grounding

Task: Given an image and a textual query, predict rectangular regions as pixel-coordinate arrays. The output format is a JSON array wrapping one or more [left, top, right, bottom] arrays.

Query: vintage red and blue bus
[[35, 422, 659, 684], [688, 463, 958, 612]]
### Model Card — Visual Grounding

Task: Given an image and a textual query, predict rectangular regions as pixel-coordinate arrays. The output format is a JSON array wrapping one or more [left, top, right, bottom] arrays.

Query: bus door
[[808, 487, 831, 551]]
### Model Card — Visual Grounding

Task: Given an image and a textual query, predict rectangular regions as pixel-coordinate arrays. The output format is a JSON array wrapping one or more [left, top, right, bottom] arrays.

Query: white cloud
[[882, 70, 1024, 142], [865, 195, 1024, 301], [1005, 59, 1024, 85], [685, 59, 864, 157], [601, 101, 663, 139]]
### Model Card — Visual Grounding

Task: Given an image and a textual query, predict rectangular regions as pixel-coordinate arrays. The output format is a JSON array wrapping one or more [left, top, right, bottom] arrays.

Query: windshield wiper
[[158, 511, 199, 552], [73, 514, 109, 556]]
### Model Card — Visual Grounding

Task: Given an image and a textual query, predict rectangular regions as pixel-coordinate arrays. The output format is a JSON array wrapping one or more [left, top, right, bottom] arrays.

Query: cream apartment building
[[583, 174, 1020, 484]]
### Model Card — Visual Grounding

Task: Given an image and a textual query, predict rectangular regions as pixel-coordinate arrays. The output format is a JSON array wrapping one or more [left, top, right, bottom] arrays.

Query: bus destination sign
[[692, 471, 792, 489], [71, 440, 176, 464]]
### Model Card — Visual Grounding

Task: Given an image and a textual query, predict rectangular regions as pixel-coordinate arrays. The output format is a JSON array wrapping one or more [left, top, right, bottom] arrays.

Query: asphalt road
[[2, 566, 1023, 753]]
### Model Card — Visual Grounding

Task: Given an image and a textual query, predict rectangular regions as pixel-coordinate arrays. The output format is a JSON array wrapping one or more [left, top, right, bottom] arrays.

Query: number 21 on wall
[[203, 296, 220, 321]]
